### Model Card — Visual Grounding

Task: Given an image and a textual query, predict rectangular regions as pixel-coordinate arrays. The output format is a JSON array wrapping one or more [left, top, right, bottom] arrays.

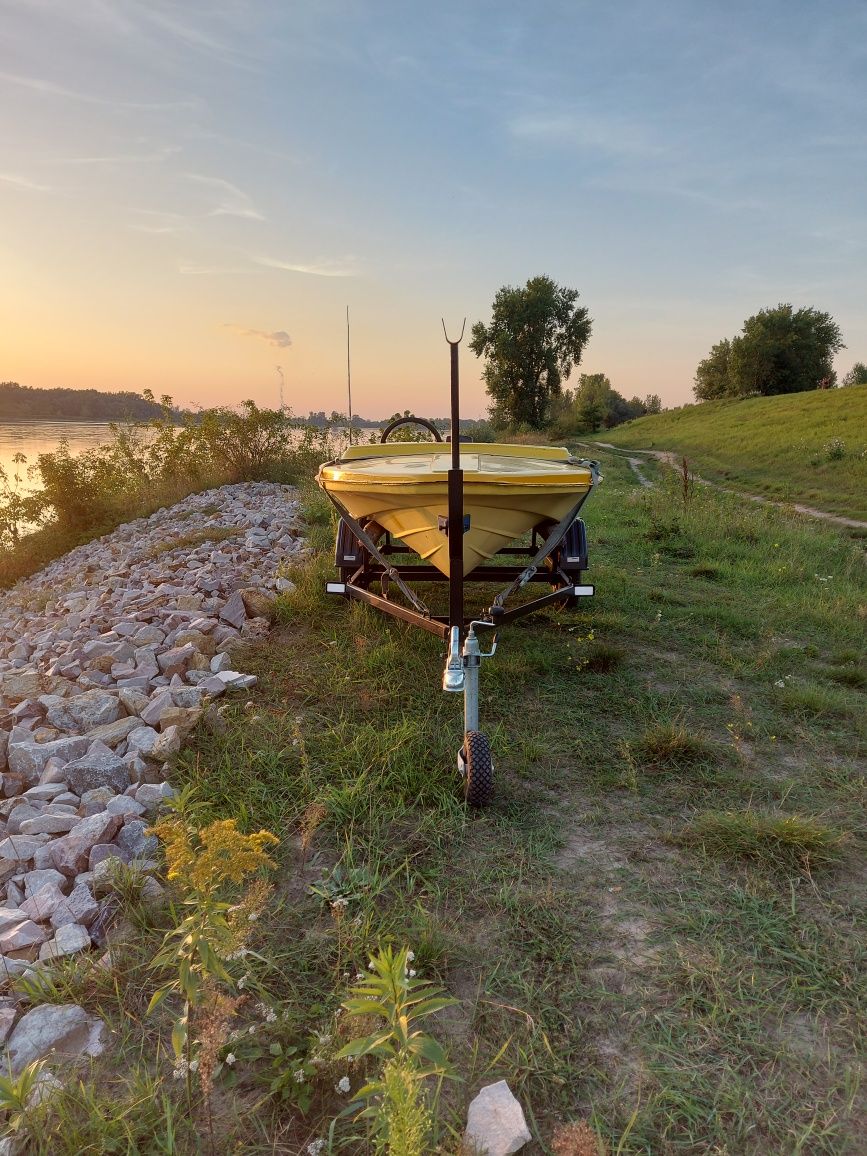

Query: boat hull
[[318, 444, 595, 578]]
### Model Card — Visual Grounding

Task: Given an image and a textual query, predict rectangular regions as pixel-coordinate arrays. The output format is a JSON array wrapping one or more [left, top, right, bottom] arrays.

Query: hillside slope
[[602, 386, 867, 520]]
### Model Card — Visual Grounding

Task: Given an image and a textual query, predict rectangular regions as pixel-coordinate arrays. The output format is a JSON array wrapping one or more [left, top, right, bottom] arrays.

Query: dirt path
[[590, 441, 867, 530]]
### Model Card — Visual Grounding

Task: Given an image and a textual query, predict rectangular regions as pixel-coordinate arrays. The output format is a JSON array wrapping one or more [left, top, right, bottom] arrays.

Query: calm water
[[0, 421, 118, 492]]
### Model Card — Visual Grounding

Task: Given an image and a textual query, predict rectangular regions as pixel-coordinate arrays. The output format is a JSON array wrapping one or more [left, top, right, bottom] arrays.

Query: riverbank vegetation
[[14, 451, 864, 1153], [0, 402, 336, 588]]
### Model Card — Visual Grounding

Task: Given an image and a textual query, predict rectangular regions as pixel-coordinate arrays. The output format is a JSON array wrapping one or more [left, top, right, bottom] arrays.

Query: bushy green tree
[[694, 306, 844, 400], [842, 361, 867, 387], [547, 373, 651, 436], [469, 276, 592, 429]]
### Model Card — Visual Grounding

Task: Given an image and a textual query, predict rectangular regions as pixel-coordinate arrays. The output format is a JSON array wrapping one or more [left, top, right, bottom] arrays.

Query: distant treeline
[[0, 385, 476, 429], [0, 382, 184, 423]]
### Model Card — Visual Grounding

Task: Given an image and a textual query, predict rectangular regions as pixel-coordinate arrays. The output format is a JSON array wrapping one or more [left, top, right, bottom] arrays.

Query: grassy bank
[[600, 386, 867, 520], [23, 453, 866, 1154]]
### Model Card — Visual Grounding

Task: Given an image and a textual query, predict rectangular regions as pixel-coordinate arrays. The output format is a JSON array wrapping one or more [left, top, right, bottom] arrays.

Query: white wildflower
[[408, 969, 416, 977], [265, 1009, 277, 1023], [368, 960, 376, 970], [248, 911, 259, 922], [248, 1025, 257, 1035], [172, 1059, 189, 1080], [238, 975, 248, 990], [307, 1140, 325, 1156], [294, 1069, 306, 1083], [406, 950, 415, 962], [331, 897, 349, 910], [189, 1059, 199, 1073], [317, 1032, 331, 1045], [774, 680, 785, 688], [225, 1053, 236, 1066], [336, 1076, 351, 1094]]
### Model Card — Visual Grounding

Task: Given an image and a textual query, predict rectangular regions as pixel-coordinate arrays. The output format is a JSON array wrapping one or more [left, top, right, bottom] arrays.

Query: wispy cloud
[[252, 254, 358, 278], [0, 70, 197, 111], [223, 325, 292, 349], [508, 110, 662, 158], [57, 145, 181, 165], [0, 173, 51, 192], [185, 173, 265, 221], [178, 262, 249, 275]]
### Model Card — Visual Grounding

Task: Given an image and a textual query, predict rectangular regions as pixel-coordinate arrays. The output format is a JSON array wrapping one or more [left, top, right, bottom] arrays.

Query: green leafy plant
[[147, 812, 279, 1141], [337, 946, 457, 1155], [0, 1058, 51, 1141]]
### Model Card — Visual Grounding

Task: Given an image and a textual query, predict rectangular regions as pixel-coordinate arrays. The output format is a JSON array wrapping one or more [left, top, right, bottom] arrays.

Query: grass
[[680, 809, 846, 870], [13, 455, 866, 1153], [600, 384, 867, 520]]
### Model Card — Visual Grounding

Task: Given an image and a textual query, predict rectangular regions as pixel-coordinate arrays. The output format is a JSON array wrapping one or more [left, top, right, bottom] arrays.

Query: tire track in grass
[[589, 442, 867, 529]]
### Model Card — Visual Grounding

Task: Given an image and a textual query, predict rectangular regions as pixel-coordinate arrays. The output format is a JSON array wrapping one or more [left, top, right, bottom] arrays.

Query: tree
[[694, 339, 735, 400], [842, 362, 867, 386], [694, 306, 844, 401], [547, 373, 651, 436], [469, 276, 592, 428]]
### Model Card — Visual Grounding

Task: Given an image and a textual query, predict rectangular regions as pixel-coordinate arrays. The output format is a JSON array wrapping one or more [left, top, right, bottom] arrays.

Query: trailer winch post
[[443, 319, 466, 634]]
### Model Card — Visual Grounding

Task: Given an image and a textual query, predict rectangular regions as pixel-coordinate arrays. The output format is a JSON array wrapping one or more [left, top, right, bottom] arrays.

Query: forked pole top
[[442, 318, 466, 346]]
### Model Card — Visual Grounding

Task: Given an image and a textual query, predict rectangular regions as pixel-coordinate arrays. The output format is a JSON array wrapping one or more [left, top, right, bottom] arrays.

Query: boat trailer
[[321, 324, 597, 806]]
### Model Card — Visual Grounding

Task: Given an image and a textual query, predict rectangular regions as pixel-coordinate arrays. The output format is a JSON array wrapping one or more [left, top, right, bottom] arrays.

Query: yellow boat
[[317, 441, 596, 577]]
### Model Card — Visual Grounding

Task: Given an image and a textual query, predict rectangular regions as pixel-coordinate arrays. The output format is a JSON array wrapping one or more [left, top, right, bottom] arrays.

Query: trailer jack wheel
[[460, 730, 494, 808]]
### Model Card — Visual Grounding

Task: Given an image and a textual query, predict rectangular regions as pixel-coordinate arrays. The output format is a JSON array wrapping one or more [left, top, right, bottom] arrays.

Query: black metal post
[[443, 320, 466, 631]]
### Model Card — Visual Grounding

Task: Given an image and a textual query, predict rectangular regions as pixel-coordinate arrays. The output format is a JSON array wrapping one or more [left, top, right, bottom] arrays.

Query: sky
[[1, 0, 865, 419]]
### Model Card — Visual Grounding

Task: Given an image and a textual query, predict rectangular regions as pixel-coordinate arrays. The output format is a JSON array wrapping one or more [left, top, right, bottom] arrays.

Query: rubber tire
[[463, 730, 494, 808]]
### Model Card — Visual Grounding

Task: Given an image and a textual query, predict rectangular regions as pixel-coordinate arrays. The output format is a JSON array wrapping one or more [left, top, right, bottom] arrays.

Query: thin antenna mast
[[275, 365, 285, 411], [346, 306, 353, 445]]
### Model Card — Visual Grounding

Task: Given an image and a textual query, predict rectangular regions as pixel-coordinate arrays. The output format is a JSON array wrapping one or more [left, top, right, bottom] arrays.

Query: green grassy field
[[30, 455, 866, 1154], [600, 386, 867, 521]]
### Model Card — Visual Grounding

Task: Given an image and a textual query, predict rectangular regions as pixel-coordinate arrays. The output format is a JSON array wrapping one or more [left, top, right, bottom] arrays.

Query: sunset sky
[[2, 1, 865, 418]]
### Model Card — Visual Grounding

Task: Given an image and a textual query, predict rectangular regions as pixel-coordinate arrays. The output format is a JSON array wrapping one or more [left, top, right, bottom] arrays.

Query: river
[[0, 421, 118, 492]]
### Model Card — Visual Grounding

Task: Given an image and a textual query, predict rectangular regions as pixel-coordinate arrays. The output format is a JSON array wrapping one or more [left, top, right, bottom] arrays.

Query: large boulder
[[84, 717, 140, 748], [7, 734, 89, 783], [42, 690, 121, 732], [64, 743, 130, 795], [3, 1003, 107, 1074], [0, 671, 42, 704], [49, 812, 123, 877]]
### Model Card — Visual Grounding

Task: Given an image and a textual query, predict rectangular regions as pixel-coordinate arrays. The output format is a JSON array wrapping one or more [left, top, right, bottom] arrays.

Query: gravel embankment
[[0, 481, 303, 1000]]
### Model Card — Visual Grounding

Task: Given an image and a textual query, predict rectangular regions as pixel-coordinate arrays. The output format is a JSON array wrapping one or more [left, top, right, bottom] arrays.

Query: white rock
[[3, 1003, 107, 1074], [105, 795, 145, 818], [26, 1068, 63, 1109], [39, 922, 91, 960], [0, 835, 48, 867], [0, 917, 47, 953], [0, 1005, 16, 1045], [22, 869, 68, 898], [19, 882, 69, 922], [18, 813, 80, 836], [464, 1081, 532, 1156]]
